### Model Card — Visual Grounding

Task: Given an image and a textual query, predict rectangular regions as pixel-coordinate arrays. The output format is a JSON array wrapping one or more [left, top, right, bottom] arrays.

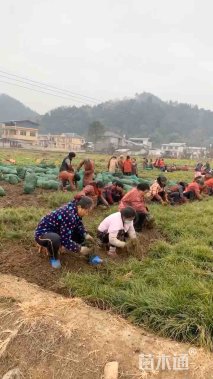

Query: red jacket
[[205, 178, 213, 188], [119, 188, 148, 213], [184, 182, 200, 193]]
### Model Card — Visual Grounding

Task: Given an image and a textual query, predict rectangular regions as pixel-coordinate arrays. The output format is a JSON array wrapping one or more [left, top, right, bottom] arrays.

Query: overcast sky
[[0, 0, 213, 114]]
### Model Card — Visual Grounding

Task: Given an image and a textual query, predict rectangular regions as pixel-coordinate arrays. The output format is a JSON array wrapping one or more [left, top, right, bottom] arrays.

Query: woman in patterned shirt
[[35, 196, 94, 268]]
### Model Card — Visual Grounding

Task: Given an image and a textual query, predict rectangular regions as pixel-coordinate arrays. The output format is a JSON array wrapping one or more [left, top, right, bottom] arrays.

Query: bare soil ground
[[0, 182, 48, 208], [0, 227, 161, 295], [0, 274, 212, 379], [0, 182, 162, 293]]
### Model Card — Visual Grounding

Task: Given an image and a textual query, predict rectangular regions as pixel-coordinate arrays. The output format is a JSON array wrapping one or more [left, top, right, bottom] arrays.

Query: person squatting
[[36, 153, 213, 268]]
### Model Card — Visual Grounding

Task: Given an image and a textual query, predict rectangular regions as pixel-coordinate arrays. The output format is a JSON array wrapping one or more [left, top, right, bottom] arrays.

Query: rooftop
[[129, 137, 150, 140], [1, 120, 39, 129], [103, 131, 123, 138], [161, 142, 186, 146], [63, 133, 83, 138]]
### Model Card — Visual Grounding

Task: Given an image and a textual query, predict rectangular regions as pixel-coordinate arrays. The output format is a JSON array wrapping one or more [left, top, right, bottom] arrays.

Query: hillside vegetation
[[40, 93, 213, 145], [1, 92, 213, 146], [0, 94, 38, 121]]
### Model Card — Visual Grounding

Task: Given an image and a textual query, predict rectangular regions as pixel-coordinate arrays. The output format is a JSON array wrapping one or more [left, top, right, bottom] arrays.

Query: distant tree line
[[40, 93, 213, 146]]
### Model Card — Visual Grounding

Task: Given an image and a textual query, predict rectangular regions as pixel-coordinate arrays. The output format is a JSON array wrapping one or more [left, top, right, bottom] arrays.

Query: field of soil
[[0, 182, 213, 378], [0, 182, 50, 208], [0, 183, 161, 294]]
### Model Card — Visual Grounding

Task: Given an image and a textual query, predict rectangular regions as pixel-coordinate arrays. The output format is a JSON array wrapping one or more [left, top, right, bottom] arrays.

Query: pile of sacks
[[0, 164, 178, 196], [97, 172, 151, 191], [0, 163, 60, 194]]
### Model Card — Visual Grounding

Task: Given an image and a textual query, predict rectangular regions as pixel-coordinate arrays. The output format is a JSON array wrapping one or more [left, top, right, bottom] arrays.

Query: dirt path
[[0, 274, 212, 379]]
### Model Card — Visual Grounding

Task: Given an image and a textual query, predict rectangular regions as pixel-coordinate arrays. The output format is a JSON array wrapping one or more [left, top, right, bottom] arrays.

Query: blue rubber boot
[[89, 255, 103, 265], [50, 258, 61, 269]]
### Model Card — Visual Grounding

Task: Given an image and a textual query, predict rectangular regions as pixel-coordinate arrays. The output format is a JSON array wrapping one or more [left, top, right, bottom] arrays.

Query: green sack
[[36, 178, 44, 188], [0, 186, 6, 196], [36, 178, 59, 190], [3, 174, 20, 184], [35, 172, 46, 177], [77, 177, 84, 190], [123, 184, 132, 192], [45, 180, 59, 190], [0, 166, 17, 175], [17, 166, 27, 179], [34, 167, 47, 173], [45, 174, 58, 180], [8, 174, 20, 185], [138, 178, 152, 185], [24, 173, 37, 194], [46, 168, 59, 175], [23, 184, 35, 194]]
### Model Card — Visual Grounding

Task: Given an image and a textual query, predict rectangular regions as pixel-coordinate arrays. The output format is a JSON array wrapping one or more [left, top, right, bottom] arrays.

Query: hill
[[0, 93, 39, 121], [1, 92, 213, 146], [40, 92, 213, 146]]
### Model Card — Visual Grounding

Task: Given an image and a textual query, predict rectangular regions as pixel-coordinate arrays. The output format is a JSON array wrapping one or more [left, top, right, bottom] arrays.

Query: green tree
[[88, 121, 105, 144]]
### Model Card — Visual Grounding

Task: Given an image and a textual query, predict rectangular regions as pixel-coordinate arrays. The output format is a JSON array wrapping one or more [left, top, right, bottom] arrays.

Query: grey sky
[[1, 0, 213, 114]]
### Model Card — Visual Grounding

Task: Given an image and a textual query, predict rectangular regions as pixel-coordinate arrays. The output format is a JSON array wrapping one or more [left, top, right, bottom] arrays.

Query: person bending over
[[75, 181, 109, 208], [77, 158, 95, 187], [97, 207, 136, 257], [59, 151, 76, 191], [35, 196, 94, 268], [119, 183, 151, 232], [149, 176, 169, 205], [183, 178, 204, 200], [103, 181, 124, 205]]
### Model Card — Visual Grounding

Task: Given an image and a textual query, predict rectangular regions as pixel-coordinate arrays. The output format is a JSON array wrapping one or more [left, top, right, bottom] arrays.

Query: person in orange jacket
[[123, 155, 132, 176]]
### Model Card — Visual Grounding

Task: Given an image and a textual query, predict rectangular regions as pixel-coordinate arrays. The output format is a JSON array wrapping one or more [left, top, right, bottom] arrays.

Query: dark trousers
[[36, 230, 85, 259], [183, 191, 195, 200], [168, 192, 181, 203], [151, 191, 166, 203], [123, 172, 131, 176], [134, 212, 147, 232], [36, 232, 61, 260], [97, 230, 127, 248], [112, 193, 122, 202], [207, 187, 213, 196]]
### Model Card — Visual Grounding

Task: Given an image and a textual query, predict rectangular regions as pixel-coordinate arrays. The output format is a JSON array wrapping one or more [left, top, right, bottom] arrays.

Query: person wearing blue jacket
[[35, 196, 94, 268]]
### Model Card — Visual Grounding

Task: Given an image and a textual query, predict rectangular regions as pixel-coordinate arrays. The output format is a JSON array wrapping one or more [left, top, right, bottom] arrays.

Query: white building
[[161, 142, 186, 157], [128, 137, 152, 148], [149, 148, 162, 157], [187, 146, 207, 159], [38, 133, 85, 151]]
